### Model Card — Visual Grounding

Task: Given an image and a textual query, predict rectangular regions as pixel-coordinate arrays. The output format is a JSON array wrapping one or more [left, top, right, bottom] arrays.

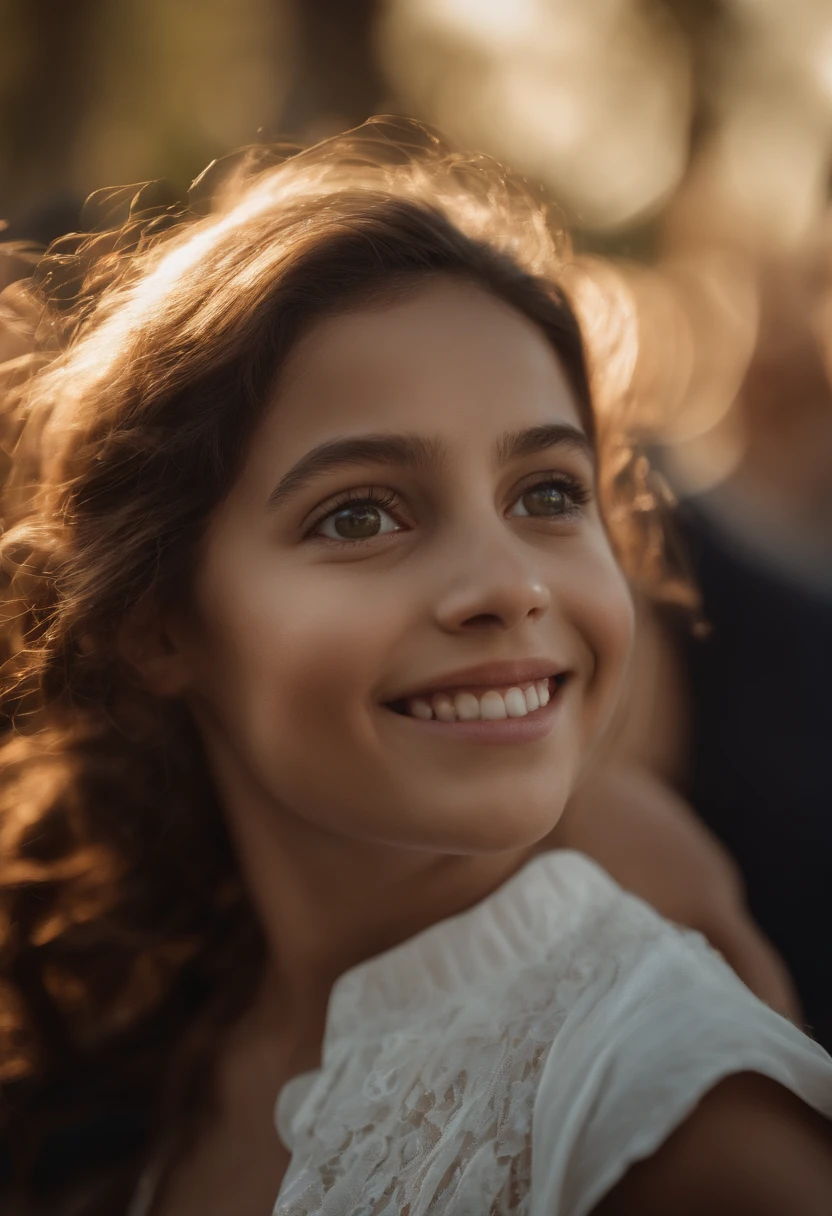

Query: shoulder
[[551, 763, 801, 1017], [553, 764, 745, 940], [530, 906, 832, 1216], [590, 1072, 832, 1216]]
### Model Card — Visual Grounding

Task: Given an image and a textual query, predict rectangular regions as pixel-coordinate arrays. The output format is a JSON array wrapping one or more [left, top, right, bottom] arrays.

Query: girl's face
[[174, 277, 634, 853]]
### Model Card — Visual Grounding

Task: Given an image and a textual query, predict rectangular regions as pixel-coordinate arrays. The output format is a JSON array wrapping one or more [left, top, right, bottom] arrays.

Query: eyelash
[[303, 487, 401, 542], [304, 475, 591, 545]]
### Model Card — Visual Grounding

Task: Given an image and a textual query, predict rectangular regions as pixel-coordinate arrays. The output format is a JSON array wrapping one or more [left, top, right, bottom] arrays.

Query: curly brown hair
[[0, 117, 661, 1214]]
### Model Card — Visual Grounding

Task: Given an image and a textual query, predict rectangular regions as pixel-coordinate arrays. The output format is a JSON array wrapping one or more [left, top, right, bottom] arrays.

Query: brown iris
[[520, 484, 567, 516], [331, 504, 382, 538]]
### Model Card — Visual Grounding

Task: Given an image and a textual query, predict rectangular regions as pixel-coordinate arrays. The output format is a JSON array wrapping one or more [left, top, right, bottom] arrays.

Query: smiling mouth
[[386, 674, 568, 722]]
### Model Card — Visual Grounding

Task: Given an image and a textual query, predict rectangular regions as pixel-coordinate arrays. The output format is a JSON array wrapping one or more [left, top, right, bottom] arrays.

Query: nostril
[[460, 613, 505, 630]]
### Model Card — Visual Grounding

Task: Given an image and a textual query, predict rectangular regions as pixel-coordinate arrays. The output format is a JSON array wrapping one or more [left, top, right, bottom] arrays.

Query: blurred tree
[[0, 0, 104, 228], [279, 0, 388, 140], [0, 0, 292, 234]]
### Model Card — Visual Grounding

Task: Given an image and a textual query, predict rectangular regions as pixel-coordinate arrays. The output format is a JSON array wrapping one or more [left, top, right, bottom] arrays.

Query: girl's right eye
[[308, 490, 403, 543]]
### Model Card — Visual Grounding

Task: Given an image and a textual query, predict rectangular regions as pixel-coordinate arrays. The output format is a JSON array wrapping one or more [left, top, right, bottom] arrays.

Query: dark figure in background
[[675, 256, 832, 1050], [594, 251, 832, 1051], [678, 492, 832, 1049]]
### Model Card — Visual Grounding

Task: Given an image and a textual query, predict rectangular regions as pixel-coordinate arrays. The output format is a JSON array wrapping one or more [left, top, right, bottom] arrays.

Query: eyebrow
[[265, 423, 594, 511]]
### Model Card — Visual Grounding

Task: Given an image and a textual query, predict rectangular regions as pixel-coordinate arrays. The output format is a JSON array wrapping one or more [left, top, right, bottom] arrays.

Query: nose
[[432, 524, 551, 634]]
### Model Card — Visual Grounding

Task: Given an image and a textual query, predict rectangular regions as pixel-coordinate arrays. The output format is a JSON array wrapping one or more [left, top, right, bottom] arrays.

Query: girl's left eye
[[310, 493, 401, 542], [508, 477, 589, 518]]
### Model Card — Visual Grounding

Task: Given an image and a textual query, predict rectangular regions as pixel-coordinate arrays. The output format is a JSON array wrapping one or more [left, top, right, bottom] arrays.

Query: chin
[[415, 794, 570, 856]]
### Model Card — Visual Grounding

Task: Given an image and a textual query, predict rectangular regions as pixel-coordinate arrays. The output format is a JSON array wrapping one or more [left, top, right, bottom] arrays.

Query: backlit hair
[[0, 117, 657, 1212]]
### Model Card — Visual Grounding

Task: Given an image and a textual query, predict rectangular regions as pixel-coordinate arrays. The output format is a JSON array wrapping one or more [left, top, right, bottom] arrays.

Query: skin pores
[[170, 277, 635, 857]]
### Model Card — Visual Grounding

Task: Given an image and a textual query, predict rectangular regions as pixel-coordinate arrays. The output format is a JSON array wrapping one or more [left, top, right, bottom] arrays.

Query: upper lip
[[385, 659, 566, 703]]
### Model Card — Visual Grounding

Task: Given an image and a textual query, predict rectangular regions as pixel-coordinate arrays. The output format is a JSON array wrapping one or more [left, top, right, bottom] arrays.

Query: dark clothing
[[675, 496, 832, 1050]]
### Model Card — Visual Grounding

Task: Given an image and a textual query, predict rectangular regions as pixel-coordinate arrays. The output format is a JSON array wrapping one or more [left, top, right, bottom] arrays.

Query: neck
[[212, 760, 540, 1044]]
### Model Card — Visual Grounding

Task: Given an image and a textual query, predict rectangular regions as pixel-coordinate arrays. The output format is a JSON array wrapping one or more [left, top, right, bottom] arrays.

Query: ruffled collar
[[275, 849, 609, 1146]]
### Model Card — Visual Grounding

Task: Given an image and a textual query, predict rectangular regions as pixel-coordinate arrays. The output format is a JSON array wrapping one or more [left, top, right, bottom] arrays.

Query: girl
[[0, 118, 830, 1216]]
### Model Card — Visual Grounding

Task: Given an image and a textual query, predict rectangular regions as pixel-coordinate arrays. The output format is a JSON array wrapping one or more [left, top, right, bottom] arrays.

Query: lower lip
[[382, 684, 565, 746]]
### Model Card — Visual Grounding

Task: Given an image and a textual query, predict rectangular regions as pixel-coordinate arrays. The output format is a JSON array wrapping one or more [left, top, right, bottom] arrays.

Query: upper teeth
[[406, 679, 551, 722]]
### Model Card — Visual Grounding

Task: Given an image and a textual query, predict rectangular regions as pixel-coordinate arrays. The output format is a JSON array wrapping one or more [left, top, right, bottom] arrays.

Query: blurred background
[[3, 0, 832, 247], [1, 0, 831, 1041], [3, 0, 832, 251]]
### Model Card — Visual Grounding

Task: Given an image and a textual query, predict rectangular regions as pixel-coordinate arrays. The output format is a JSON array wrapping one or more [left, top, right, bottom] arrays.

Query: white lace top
[[272, 850, 832, 1216]]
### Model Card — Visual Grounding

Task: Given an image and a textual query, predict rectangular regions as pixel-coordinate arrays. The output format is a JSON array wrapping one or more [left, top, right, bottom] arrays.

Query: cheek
[[188, 552, 401, 758], [565, 537, 635, 721]]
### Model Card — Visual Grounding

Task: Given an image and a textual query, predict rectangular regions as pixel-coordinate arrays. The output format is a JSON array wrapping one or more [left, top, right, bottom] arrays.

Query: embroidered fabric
[[272, 851, 832, 1216], [274, 851, 611, 1215]]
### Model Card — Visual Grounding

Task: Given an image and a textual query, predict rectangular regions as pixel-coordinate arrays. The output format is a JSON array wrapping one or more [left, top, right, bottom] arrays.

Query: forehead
[[261, 277, 586, 466]]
